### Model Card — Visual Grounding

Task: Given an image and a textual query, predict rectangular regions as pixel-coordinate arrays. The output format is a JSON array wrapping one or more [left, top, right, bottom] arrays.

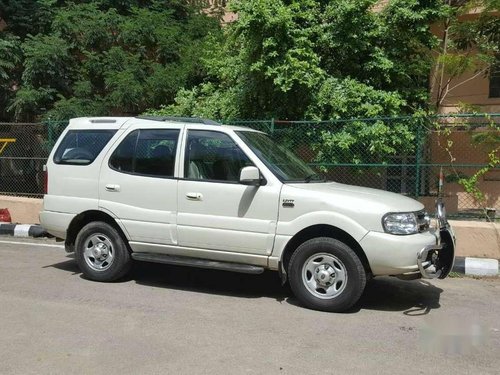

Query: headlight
[[382, 212, 427, 235]]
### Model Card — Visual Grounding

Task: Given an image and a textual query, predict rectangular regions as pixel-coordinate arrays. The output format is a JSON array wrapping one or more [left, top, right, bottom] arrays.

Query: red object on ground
[[0, 208, 12, 223]]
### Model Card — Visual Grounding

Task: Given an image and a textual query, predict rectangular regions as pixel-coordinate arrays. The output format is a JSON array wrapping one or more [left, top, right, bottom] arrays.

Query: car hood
[[286, 182, 424, 213]]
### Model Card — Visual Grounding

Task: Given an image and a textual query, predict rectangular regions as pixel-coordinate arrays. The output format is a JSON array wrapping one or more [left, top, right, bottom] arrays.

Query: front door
[[177, 129, 280, 256], [99, 127, 181, 245]]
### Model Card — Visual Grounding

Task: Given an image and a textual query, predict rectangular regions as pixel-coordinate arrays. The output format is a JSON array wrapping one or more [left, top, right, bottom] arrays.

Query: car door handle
[[186, 192, 203, 201], [105, 184, 121, 192]]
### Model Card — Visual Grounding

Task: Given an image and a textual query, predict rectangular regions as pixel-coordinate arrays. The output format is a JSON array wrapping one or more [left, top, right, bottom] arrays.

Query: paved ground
[[0, 237, 499, 375]]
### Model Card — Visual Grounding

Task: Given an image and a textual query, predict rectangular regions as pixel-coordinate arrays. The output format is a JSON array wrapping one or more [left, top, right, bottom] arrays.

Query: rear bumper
[[39, 210, 75, 239]]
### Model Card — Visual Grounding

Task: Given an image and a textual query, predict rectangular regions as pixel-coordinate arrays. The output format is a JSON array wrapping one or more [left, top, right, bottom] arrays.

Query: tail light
[[43, 164, 48, 194], [0, 208, 11, 223]]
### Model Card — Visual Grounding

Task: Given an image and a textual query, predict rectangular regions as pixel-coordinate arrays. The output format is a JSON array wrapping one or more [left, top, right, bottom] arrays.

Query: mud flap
[[417, 200, 456, 279], [417, 226, 456, 279], [437, 227, 455, 279]]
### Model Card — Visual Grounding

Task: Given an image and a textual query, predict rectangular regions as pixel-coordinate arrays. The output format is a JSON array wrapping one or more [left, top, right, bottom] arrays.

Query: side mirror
[[239, 166, 261, 186]]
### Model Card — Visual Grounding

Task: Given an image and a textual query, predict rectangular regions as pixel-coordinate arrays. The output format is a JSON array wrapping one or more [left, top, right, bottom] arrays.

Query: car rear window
[[53, 130, 117, 165]]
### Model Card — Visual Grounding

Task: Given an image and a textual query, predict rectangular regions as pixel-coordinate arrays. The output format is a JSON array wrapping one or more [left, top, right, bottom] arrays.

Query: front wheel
[[288, 237, 366, 312], [75, 221, 132, 282]]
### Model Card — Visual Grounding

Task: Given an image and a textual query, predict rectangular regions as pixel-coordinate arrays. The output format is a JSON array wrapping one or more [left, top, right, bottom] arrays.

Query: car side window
[[54, 130, 117, 165], [109, 129, 179, 177], [185, 130, 253, 182]]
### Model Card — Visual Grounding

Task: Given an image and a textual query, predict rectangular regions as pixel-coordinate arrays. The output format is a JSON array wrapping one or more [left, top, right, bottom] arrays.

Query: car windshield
[[236, 131, 325, 183]]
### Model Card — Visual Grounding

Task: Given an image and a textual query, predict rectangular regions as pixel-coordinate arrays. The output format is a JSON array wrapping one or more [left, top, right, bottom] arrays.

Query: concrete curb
[[0, 223, 48, 238], [452, 256, 499, 276]]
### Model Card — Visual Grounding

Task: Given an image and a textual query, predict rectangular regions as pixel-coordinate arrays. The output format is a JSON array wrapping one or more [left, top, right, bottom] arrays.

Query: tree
[[430, 0, 500, 110], [1, 0, 222, 121], [149, 0, 443, 164], [0, 34, 22, 120], [158, 0, 444, 120]]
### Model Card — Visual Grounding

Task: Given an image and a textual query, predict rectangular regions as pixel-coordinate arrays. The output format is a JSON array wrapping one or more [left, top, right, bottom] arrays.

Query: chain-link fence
[[0, 114, 498, 220], [0, 121, 67, 197]]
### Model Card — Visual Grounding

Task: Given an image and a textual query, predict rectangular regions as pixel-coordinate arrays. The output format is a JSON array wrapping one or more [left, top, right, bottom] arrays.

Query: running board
[[131, 253, 265, 275]]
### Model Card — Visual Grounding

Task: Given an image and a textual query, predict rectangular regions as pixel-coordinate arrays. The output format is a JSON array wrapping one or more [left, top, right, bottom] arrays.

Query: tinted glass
[[54, 130, 116, 165], [185, 130, 253, 182], [109, 129, 179, 177], [109, 131, 137, 173]]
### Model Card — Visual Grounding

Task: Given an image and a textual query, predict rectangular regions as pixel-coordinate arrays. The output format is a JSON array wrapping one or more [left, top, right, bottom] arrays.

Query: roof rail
[[136, 116, 221, 125]]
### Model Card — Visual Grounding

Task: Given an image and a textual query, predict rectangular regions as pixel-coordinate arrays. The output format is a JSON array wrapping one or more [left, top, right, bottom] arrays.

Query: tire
[[288, 237, 366, 312], [75, 221, 132, 282]]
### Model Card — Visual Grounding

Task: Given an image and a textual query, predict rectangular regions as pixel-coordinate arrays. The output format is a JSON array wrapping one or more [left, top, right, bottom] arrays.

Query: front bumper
[[360, 200, 455, 278]]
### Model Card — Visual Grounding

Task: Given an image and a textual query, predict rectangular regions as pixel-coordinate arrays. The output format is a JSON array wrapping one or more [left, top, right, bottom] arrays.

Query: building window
[[489, 59, 500, 98]]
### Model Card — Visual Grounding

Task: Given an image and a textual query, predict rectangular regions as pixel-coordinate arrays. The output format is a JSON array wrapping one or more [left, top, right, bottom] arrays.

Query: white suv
[[40, 116, 455, 312]]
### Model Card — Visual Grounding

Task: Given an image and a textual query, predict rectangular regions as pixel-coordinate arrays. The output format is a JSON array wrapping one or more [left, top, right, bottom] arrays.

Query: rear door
[[99, 124, 182, 245]]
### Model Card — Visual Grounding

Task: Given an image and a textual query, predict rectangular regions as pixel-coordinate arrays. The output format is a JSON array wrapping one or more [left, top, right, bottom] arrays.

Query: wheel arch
[[65, 210, 128, 253], [280, 224, 372, 280]]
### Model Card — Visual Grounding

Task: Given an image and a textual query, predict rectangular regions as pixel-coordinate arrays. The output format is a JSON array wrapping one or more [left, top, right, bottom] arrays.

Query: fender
[[98, 206, 132, 240], [271, 210, 369, 261]]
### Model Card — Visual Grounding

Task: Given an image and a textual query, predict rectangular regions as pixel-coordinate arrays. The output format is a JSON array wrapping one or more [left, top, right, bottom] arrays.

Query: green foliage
[[311, 117, 417, 166], [306, 78, 407, 120], [0, 0, 56, 37], [458, 149, 499, 206], [0, 34, 22, 120], [1, 0, 221, 121], [7, 86, 56, 121], [154, 0, 441, 164], [147, 82, 242, 120], [0, 35, 21, 80], [303, 77, 413, 166], [21, 34, 72, 90]]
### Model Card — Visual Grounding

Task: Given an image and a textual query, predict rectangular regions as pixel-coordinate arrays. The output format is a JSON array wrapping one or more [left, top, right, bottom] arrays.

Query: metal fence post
[[47, 120, 54, 147], [414, 117, 423, 198], [270, 117, 275, 135]]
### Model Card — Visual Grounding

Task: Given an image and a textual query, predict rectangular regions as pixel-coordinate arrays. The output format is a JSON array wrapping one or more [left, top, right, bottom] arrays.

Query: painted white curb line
[[13, 224, 32, 237], [464, 257, 499, 276], [0, 223, 48, 238]]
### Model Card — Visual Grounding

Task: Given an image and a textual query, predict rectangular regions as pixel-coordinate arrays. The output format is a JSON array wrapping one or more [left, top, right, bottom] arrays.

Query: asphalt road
[[0, 237, 499, 375]]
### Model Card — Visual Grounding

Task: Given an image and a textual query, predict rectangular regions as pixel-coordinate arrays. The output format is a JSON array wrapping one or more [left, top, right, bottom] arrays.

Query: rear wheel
[[75, 221, 131, 282], [288, 237, 366, 312]]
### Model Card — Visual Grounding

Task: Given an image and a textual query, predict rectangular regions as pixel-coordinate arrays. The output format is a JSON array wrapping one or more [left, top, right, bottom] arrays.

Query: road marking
[[0, 240, 64, 248]]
